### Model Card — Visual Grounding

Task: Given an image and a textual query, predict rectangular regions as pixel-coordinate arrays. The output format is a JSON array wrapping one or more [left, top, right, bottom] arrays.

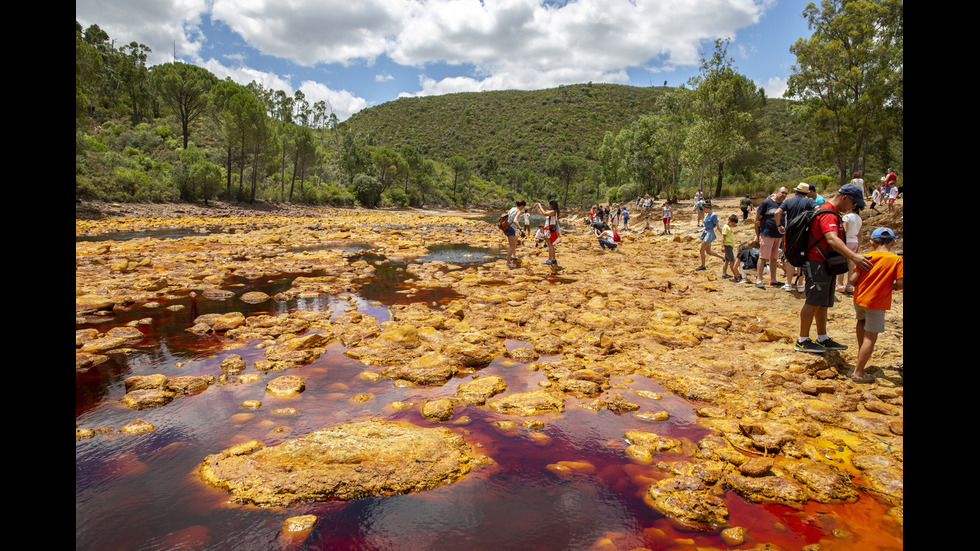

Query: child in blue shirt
[[696, 203, 725, 271]]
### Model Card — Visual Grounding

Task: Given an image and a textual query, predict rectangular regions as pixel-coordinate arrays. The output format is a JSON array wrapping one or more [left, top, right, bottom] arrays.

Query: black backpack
[[783, 208, 841, 267]]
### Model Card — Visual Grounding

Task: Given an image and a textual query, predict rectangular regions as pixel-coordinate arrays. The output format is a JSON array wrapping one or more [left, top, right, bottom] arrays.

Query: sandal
[[850, 373, 875, 384]]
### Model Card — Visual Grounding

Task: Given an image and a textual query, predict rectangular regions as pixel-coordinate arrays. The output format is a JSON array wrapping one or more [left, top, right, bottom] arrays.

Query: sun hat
[[793, 182, 810, 193]]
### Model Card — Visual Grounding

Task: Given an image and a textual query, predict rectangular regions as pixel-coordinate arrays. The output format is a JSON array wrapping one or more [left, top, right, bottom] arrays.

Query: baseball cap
[[837, 183, 866, 208], [871, 227, 896, 239]]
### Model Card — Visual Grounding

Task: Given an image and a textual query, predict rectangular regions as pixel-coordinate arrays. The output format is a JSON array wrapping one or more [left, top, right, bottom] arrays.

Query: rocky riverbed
[[76, 198, 903, 550]]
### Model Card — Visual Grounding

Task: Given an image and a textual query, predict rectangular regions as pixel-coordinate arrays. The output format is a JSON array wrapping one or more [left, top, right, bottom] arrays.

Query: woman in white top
[[837, 204, 862, 292], [505, 200, 526, 268], [533, 200, 561, 266]]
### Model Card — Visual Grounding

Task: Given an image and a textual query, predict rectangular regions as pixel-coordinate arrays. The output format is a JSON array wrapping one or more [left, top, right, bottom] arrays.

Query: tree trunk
[[714, 161, 724, 198]]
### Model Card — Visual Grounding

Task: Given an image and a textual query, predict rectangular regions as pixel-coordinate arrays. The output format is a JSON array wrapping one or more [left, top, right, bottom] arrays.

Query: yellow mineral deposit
[[76, 199, 903, 548]]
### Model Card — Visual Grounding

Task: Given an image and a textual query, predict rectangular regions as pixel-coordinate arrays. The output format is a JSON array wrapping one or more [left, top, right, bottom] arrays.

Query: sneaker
[[782, 283, 794, 291], [721, 274, 732, 279], [695, 266, 706, 271], [542, 260, 555, 265], [507, 261, 516, 269], [797, 283, 806, 292], [817, 337, 848, 350], [755, 281, 766, 288], [740, 277, 750, 283], [795, 338, 826, 354]]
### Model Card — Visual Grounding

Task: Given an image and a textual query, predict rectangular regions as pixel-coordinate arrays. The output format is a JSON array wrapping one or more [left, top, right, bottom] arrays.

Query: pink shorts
[[759, 235, 781, 259]]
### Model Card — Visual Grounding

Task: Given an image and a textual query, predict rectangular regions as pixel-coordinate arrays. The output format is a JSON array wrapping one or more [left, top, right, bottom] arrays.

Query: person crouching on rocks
[[596, 223, 618, 251]]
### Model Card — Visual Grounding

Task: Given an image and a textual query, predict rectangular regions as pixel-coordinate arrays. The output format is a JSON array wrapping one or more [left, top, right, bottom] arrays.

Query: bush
[[352, 174, 383, 207], [382, 187, 409, 207]]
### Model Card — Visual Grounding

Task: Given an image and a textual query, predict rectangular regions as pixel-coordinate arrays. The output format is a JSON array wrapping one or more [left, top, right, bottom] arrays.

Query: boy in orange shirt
[[848, 227, 904, 383]]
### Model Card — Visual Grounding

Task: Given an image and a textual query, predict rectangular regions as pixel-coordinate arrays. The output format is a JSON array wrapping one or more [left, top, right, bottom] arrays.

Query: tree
[[686, 38, 765, 196], [786, 0, 903, 184], [352, 173, 384, 207], [209, 79, 249, 197], [222, 91, 266, 201], [371, 147, 403, 194], [118, 41, 153, 123], [652, 89, 693, 200], [246, 107, 272, 203], [290, 125, 319, 201], [597, 131, 625, 191], [191, 160, 223, 204], [153, 62, 218, 149], [76, 23, 103, 126], [447, 156, 469, 200], [546, 154, 586, 207], [339, 129, 371, 187]]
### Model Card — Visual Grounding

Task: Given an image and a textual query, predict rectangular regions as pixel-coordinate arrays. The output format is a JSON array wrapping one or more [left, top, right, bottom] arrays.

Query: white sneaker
[[782, 283, 794, 291]]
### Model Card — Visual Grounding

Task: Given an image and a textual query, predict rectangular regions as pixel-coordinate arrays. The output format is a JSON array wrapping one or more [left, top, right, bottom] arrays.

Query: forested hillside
[[76, 20, 900, 210]]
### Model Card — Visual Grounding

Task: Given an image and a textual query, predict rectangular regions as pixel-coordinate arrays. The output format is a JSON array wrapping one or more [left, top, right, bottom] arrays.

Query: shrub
[[352, 174, 383, 207], [383, 187, 409, 207]]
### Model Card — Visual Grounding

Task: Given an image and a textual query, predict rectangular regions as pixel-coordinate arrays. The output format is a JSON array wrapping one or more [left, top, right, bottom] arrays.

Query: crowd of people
[[700, 171, 903, 383], [499, 169, 902, 382]]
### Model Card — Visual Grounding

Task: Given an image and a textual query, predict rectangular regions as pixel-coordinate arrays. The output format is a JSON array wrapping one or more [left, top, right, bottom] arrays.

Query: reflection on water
[[75, 226, 225, 242]]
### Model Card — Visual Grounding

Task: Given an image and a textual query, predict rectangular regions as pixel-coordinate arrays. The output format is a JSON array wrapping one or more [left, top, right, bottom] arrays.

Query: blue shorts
[[700, 229, 717, 244]]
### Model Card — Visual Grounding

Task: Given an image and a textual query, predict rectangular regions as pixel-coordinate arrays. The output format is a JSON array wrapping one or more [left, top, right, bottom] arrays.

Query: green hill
[[345, 83, 814, 190], [346, 84, 669, 173]]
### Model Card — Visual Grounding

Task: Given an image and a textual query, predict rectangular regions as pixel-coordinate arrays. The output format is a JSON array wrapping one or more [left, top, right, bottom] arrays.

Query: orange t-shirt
[[852, 250, 903, 310]]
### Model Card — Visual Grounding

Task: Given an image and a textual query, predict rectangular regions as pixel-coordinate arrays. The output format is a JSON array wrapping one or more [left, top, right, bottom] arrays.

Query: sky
[[76, 0, 812, 122]]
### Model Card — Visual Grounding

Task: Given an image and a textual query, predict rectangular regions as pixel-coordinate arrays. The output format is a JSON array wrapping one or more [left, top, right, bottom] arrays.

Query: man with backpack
[[795, 184, 874, 354], [776, 183, 818, 291]]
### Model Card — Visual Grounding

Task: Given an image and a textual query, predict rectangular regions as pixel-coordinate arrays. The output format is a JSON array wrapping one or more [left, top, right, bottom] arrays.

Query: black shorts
[[504, 226, 516, 237]]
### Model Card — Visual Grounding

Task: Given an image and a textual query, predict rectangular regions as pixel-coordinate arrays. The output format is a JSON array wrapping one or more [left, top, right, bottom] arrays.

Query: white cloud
[[200, 58, 294, 95], [298, 81, 369, 122], [76, 0, 211, 65], [78, 0, 778, 113], [761, 75, 788, 99]]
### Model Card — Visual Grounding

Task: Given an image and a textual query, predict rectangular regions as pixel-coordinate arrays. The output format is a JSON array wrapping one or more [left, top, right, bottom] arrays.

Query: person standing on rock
[[721, 214, 742, 280], [534, 200, 561, 266], [775, 183, 817, 291], [696, 203, 724, 271], [795, 184, 873, 354], [754, 186, 788, 288], [505, 200, 526, 268], [520, 208, 531, 244], [740, 194, 753, 220], [848, 227, 903, 382]]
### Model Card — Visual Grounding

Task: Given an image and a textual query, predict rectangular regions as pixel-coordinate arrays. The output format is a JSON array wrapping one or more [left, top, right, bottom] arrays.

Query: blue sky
[[76, 0, 812, 122]]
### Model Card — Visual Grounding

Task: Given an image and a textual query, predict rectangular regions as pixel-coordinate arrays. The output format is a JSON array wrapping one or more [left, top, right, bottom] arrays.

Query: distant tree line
[[75, 0, 902, 209]]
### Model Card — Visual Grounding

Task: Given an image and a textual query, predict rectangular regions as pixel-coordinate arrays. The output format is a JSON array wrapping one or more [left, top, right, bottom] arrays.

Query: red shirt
[[807, 203, 843, 261]]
